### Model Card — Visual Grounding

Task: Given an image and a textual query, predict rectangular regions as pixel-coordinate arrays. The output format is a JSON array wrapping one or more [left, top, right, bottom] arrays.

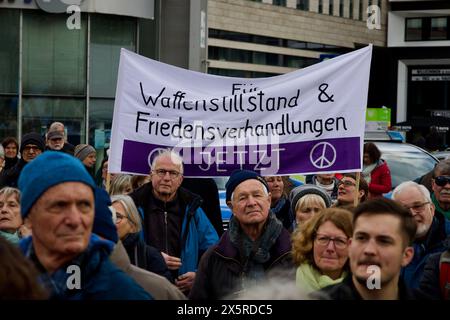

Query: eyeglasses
[[434, 176, 450, 187], [337, 180, 356, 188], [115, 212, 127, 223], [315, 234, 349, 249], [153, 169, 181, 179], [403, 201, 429, 212], [23, 145, 40, 152]]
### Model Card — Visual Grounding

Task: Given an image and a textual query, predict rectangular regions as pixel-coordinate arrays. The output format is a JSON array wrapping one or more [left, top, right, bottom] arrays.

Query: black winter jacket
[[189, 229, 294, 300]]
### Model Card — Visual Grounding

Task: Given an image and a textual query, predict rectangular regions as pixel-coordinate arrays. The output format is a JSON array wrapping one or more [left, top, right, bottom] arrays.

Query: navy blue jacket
[[20, 234, 152, 300], [417, 237, 450, 300], [401, 213, 450, 289]]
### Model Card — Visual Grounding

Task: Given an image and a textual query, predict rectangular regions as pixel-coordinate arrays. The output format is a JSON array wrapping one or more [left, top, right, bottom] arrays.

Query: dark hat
[[47, 130, 64, 140], [92, 187, 118, 243], [20, 132, 45, 154], [18, 151, 96, 218], [225, 169, 269, 202], [289, 184, 332, 211]]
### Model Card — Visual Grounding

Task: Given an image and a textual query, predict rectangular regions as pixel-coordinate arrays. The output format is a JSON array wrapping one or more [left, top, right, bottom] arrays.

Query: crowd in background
[[0, 121, 449, 300]]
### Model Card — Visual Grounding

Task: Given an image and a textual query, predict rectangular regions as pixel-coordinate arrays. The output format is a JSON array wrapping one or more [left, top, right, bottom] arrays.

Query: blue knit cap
[[92, 187, 119, 243], [225, 169, 269, 202], [18, 151, 96, 218]]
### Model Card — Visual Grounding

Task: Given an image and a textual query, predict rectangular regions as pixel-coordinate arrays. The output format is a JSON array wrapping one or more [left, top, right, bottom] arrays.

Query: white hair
[[110, 194, 142, 233], [150, 149, 184, 174], [392, 181, 431, 203]]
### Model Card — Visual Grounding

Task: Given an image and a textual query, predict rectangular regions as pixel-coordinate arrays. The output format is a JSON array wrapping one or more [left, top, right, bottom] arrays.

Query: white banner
[[110, 46, 372, 176]]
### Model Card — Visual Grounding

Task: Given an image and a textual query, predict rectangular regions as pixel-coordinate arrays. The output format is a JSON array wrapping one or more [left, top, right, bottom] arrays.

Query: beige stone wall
[[208, 0, 386, 48]]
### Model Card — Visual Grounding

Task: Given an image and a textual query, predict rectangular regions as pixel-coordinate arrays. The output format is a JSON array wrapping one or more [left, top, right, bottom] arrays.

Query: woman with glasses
[[111, 194, 173, 282], [291, 208, 353, 294], [363, 142, 392, 199], [289, 185, 332, 229]]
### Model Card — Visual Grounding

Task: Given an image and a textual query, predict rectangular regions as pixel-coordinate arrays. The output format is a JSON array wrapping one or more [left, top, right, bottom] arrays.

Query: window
[[359, 0, 363, 21], [0, 9, 19, 139], [22, 98, 86, 143], [90, 14, 136, 98], [349, 0, 353, 19], [430, 17, 447, 40], [23, 11, 87, 95], [0, 10, 19, 95], [329, 0, 334, 15], [273, 0, 287, 6], [297, 0, 309, 11], [405, 18, 423, 41], [339, 0, 344, 17], [319, 0, 323, 14], [89, 14, 136, 157]]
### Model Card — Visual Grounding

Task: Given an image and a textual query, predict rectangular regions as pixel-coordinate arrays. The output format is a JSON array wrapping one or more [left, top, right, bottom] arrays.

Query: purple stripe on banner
[[121, 137, 361, 176]]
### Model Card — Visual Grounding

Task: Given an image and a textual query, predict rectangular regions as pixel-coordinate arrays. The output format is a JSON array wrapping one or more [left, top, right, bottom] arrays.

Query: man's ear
[[227, 201, 232, 210], [401, 246, 414, 267]]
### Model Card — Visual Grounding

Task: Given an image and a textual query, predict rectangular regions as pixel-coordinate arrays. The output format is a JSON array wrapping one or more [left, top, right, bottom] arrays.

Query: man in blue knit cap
[[190, 169, 294, 300], [18, 151, 151, 300]]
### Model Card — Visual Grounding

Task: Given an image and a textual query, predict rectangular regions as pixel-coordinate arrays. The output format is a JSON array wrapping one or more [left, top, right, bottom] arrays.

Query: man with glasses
[[431, 160, 450, 221], [335, 173, 369, 209], [319, 198, 416, 300], [130, 149, 218, 294], [392, 181, 450, 289], [0, 132, 45, 188]]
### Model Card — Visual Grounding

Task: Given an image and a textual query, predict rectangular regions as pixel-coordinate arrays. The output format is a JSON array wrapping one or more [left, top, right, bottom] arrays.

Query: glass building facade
[[0, 8, 146, 165]]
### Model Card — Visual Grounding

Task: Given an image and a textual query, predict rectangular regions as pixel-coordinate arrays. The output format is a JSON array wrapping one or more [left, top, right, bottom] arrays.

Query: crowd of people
[[0, 122, 449, 300]]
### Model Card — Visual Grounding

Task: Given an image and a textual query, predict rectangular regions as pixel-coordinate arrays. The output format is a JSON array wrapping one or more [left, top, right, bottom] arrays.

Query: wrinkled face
[[48, 137, 64, 151], [313, 221, 349, 275], [349, 214, 413, 288], [112, 201, 133, 240], [5, 142, 18, 159], [150, 155, 183, 201], [0, 194, 22, 233], [295, 201, 324, 225], [82, 153, 96, 168], [230, 179, 271, 226], [394, 187, 434, 238], [22, 144, 42, 162], [337, 177, 363, 205], [264, 176, 284, 204], [28, 182, 94, 260], [431, 170, 450, 207]]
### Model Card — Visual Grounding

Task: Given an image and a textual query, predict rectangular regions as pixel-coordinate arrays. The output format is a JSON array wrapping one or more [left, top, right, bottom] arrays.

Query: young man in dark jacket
[[318, 198, 416, 300], [189, 170, 294, 300]]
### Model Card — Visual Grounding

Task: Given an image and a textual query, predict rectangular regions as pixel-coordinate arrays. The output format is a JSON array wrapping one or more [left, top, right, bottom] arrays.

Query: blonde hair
[[295, 194, 326, 212], [291, 208, 353, 267], [109, 174, 133, 196]]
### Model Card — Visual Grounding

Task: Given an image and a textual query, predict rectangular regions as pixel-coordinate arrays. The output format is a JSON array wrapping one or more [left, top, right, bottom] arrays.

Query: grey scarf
[[228, 212, 283, 286]]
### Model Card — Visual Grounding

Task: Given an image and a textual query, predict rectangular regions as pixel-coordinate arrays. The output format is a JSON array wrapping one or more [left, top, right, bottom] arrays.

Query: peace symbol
[[310, 142, 337, 169]]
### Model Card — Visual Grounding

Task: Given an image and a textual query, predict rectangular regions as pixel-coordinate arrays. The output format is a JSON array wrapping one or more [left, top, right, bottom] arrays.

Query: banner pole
[[354, 172, 361, 207], [106, 172, 111, 194]]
